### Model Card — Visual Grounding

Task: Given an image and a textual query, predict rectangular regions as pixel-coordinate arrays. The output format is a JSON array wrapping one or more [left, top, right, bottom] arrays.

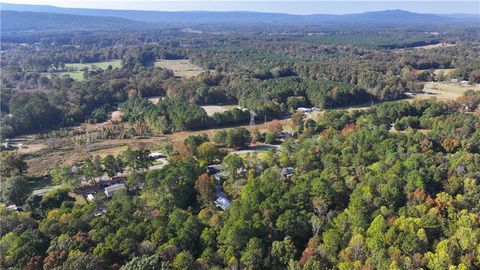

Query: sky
[[2, 1, 479, 15]]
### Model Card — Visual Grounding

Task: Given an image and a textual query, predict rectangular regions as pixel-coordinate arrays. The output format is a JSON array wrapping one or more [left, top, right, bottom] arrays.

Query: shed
[[87, 194, 95, 201]]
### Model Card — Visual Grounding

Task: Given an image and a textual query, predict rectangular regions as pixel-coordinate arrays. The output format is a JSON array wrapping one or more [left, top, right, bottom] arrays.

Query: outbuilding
[[104, 183, 126, 197]]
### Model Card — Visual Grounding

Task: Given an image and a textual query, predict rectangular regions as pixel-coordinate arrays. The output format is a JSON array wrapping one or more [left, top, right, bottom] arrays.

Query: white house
[[104, 183, 126, 197], [214, 185, 232, 210], [215, 197, 232, 210], [296, 107, 314, 113], [149, 152, 165, 161]]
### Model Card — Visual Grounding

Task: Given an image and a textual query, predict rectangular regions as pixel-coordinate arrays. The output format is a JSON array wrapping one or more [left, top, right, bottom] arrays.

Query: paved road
[[230, 144, 281, 155]]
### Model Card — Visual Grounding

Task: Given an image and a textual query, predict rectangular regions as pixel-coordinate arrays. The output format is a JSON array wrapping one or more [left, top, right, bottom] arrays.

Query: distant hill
[[1, 3, 477, 30], [0, 10, 151, 32]]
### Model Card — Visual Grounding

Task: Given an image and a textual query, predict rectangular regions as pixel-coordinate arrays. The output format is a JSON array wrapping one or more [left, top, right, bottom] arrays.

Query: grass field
[[65, 59, 122, 70], [433, 68, 456, 77], [201, 105, 240, 116], [414, 43, 455, 50], [42, 59, 122, 81], [154, 59, 205, 78], [414, 82, 480, 101], [42, 71, 85, 80]]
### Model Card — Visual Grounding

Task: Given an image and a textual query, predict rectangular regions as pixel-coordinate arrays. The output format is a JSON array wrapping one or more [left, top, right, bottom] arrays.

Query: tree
[[222, 154, 244, 179], [265, 132, 277, 145], [120, 254, 170, 270], [197, 142, 223, 164], [172, 252, 194, 270], [50, 164, 72, 185], [267, 119, 283, 135], [240, 238, 264, 269], [122, 148, 152, 172], [103, 155, 123, 177], [425, 240, 455, 270], [195, 173, 215, 207], [291, 112, 305, 132], [81, 159, 96, 183], [60, 253, 106, 270], [92, 156, 104, 176], [184, 134, 209, 154], [225, 128, 251, 148], [0, 176, 29, 205], [213, 130, 227, 145], [271, 237, 298, 268], [0, 153, 27, 178]]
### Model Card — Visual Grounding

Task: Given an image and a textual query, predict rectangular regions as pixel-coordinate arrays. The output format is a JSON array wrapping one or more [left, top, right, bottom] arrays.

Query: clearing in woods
[[42, 59, 122, 81], [154, 59, 205, 78], [414, 82, 480, 101], [201, 105, 239, 116], [414, 43, 456, 50]]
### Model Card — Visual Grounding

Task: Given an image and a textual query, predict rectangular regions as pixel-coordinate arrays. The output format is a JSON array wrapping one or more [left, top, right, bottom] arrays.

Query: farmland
[[414, 82, 480, 101], [154, 59, 205, 78]]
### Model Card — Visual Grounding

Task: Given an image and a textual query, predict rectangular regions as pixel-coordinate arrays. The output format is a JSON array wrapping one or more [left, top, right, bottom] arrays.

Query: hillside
[[1, 3, 476, 27], [0, 10, 151, 32]]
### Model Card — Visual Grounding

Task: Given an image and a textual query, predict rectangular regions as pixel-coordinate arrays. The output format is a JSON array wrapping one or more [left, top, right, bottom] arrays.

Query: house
[[214, 185, 232, 210], [214, 172, 228, 182], [280, 167, 295, 179], [149, 152, 165, 161], [451, 79, 459, 83], [215, 197, 232, 210], [296, 107, 313, 113], [94, 209, 107, 217], [87, 194, 95, 201], [279, 131, 294, 139], [207, 164, 222, 175], [104, 183, 126, 197], [6, 205, 19, 211]]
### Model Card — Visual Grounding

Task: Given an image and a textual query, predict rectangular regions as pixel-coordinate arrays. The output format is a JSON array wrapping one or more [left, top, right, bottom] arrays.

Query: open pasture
[[154, 59, 205, 78], [414, 82, 480, 101], [42, 59, 122, 81], [201, 105, 231, 116]]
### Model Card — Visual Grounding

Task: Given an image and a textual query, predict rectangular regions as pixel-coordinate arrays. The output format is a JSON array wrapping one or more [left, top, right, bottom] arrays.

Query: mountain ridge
[[1, 3, 477, 31]]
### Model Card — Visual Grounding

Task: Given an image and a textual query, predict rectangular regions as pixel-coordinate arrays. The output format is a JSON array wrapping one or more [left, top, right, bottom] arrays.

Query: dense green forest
[[1, 96, 480, 269], [1, 26, 479, 138]]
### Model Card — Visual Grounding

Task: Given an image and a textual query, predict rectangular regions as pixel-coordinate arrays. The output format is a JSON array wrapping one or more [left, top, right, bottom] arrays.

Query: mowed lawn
[[42, 59, 122, 81]]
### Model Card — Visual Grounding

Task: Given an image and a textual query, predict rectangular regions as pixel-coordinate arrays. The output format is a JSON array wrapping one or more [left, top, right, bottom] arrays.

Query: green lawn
[[65, 59, 122, 70], [42, 71, 85, 80], [42, 60, 122, 81]]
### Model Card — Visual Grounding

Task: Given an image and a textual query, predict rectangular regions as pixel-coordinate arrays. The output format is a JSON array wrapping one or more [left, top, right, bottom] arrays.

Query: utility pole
[[249, 111, 257, 146], [86, 130, 93, 152], [250, 111, 256, 127]]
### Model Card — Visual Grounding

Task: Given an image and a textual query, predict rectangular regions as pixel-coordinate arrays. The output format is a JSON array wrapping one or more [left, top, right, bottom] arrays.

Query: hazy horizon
[[2, 1, 479, 15]]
